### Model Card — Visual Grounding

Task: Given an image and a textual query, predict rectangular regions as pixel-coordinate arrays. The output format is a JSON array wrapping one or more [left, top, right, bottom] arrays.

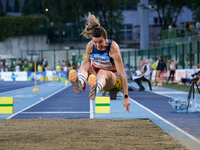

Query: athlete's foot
[[88, 74, 97, 100], [69, 69, 82, 94], [153, 82, 156, 86]]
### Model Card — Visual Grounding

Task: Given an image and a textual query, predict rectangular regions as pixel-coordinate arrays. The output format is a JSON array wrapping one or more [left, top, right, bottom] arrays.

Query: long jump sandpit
[[0, 119, 188, 150]]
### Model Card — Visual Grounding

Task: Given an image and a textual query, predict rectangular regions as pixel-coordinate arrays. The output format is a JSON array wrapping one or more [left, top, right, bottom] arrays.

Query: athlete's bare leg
[[78, 60, 97, 78], [97, 69, 117, 91], [88, 69, 117, 100], [70, 60, 117, 99]]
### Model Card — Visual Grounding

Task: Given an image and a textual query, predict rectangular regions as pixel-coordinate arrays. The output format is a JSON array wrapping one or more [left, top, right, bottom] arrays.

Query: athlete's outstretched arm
[[109, 41, 130, 112]]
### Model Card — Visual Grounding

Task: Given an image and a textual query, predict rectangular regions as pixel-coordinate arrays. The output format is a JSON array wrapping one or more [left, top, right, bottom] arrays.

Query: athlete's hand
[[123, 98, 130, 112], [82, 82, 86, 92]]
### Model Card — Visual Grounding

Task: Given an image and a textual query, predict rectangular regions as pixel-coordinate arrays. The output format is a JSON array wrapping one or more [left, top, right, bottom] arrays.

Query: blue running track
[[0, 81, 45, 93], [0, 81, 200, 150]]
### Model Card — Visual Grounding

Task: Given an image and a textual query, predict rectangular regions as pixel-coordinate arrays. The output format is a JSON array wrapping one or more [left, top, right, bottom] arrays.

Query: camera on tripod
[[186, 70, 200, 112], [191, 71, 200, 82]]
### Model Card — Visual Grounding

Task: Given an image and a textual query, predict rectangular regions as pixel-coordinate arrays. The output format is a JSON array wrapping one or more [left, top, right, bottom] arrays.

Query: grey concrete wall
[[0, 35, 87, 59]]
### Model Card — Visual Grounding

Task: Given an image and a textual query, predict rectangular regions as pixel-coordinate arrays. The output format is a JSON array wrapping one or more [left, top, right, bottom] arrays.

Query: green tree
[[0, 0, 6, 16], [187, 0, 200, 21], [58, 0, 124, 41], [23, 0, 46, 15], [0, 0, 3, 10], [149, 0, 190, 28], [14, 0, 19, 12], [23, 0, 32, 15], [22, 0, 124, 42], [91, 0, 124, 41], [6, 0, 12, 12], [44, 0, 61, 23]]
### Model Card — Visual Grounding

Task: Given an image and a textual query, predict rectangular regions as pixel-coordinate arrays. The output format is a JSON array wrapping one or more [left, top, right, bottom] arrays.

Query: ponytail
[[81, 12, 100, 39]]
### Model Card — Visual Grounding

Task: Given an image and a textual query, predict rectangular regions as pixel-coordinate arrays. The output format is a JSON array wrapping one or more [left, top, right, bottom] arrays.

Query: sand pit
[[0, 119, 188, 150]]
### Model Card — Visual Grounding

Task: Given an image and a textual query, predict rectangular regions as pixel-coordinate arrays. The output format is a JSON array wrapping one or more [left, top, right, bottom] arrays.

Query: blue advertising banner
[[27, 71, 67, 82], [27, 71, 46, 81]]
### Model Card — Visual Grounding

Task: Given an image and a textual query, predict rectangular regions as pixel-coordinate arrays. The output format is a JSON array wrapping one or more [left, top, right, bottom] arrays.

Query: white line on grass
[[129, 97, 200, 145], [7, 86, 69, 119]]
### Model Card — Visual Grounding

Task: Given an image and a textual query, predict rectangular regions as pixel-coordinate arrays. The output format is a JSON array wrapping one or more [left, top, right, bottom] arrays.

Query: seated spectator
[[56, 64, 61, 71], [62, 60, 65, 67], [45, 65, 50, 71], [37, 64, 43, 72], [63, 64, 67, 71], [132, 60, 152, 91], [15, 64, 20, 72]]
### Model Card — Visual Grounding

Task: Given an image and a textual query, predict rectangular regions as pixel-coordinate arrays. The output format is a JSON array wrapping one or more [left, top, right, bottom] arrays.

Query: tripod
[[186, 78, 200, 113]]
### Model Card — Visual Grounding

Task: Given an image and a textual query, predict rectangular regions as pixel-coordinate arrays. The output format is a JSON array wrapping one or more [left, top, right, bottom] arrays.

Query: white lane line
[[90, 100, 93, 118], [150, 90, 174, 98], [7, 86, 69, 119], [154, 91, 187, 94], [129, 97, 200, 145], [21, 112, 89, 114]]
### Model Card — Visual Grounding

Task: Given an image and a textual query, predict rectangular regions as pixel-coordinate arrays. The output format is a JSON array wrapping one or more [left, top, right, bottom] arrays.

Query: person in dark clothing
[[157, 56, 167, 86]]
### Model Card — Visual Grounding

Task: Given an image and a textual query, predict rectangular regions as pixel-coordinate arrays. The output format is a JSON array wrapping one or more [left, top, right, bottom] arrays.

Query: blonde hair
[[81, 12, 100, 38]]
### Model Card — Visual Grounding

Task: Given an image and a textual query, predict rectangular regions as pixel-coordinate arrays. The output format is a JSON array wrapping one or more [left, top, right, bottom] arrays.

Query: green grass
[[161, 83, 191, 92], [142, 82, 191, 92]]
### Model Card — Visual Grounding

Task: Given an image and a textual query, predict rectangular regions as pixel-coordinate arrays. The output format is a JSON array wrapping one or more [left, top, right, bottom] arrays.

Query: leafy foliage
[[149, 0, 190, 29], [6, 0, 12, 12], [109, 78, 122, 92], [0, 16, 48, 41], [22, 0, 124, 42], [0, 0, 6, 16], [187, 0, 200, 21], [14, 0, 19, 12]]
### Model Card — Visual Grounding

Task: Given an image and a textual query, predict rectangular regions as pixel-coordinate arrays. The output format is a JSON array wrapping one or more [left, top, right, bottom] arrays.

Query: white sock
[[96, 81, 103, 93], [78, 73, 86, 86]]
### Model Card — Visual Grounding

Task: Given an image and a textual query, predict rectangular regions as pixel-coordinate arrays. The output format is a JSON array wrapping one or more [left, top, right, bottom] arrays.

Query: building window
[[154, 17, 163, 25], [127, 31, 133, 40], [154, 18, 158, 24], [159, 18, 163, 24], [120, 24, 133, 40], [126, 24, 132, 29]]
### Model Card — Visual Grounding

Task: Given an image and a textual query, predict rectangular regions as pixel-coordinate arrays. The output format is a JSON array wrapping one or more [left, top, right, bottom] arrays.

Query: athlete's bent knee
[[81, 60, 89, 66]]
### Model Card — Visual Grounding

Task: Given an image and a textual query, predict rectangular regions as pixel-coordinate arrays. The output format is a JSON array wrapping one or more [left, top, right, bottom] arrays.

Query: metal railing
[[21, 39, 200, 71], [162, 28, 200, 40]]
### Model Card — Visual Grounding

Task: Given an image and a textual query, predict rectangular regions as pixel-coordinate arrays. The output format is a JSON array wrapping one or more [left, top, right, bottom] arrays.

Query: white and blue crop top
[[90, 39, 115, 67]]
